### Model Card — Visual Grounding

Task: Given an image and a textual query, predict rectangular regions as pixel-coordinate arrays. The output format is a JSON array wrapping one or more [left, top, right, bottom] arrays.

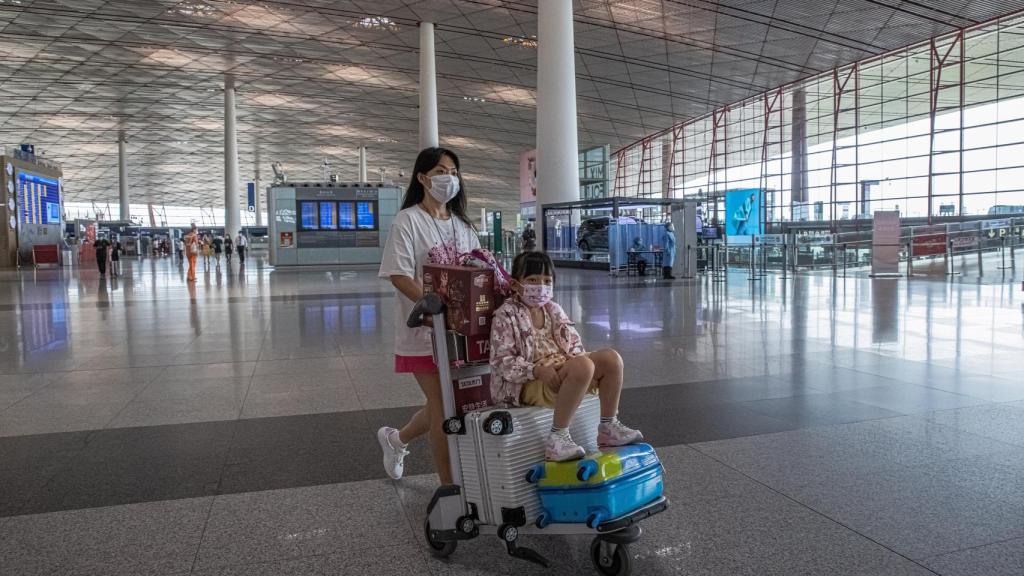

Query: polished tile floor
[[1, 252, 1022, 575]]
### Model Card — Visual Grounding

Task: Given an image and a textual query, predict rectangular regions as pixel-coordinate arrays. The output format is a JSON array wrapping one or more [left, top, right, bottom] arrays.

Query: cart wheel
[[423, 517, 457, 558], [498, 523, 518, 543], [590, 537, 631, 576]]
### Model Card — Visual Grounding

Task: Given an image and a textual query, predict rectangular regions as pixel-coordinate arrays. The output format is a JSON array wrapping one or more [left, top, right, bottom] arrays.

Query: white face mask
[[428, 174, 460, 204], [520, 283, 553, 308]]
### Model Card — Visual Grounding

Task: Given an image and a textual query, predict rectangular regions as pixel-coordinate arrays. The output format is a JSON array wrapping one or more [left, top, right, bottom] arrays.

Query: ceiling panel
[[0, 0, 1016, 214]]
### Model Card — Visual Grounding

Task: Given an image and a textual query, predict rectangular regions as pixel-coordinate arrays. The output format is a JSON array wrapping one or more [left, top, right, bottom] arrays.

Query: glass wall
[[63, 202, 266, 228], [612, 15, 1024, 223]]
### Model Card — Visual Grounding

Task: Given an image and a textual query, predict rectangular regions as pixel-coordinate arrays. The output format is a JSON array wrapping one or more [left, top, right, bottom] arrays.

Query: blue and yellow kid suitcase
[[524, 443, 664, 529]]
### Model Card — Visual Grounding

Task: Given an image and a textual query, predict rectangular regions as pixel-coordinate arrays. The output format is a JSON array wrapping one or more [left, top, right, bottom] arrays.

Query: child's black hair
[[511, 251, 556, 283]]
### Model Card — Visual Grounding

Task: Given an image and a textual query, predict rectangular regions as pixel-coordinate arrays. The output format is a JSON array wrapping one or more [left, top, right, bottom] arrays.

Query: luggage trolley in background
[[407, 293, 669, 576]]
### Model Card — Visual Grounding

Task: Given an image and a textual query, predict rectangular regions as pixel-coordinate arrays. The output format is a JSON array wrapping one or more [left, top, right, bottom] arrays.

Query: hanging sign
[[247, 183, 256, 212]]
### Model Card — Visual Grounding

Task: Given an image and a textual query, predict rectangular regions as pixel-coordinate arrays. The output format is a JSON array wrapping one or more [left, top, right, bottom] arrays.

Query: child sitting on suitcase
[[490, 251, 643, 462]]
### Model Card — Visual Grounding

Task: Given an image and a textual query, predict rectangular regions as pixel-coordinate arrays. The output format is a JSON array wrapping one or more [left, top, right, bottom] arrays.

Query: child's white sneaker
[[377, 427, 408, 480], [545, 432, 586, 462], [597, 419, 644, 447]]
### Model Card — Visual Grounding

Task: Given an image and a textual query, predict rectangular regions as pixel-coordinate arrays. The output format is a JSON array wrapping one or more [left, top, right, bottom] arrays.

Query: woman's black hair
[[401, 147, 474, 229], [511, 251, 556, 283]]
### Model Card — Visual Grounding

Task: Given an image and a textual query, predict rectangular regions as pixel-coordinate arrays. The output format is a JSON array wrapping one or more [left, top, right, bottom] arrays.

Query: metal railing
[[686, 217, 1022, 278]]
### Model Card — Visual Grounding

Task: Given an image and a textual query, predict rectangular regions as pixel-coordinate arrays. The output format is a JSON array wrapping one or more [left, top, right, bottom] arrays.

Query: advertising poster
[[911, 225, 946, 257], [519, 149, 537, 204], [279, 232, 293, 248], [724, 189, 761, 236]]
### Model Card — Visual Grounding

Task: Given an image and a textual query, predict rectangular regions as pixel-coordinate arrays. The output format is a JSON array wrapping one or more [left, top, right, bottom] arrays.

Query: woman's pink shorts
[[394, 354, 437, 374]]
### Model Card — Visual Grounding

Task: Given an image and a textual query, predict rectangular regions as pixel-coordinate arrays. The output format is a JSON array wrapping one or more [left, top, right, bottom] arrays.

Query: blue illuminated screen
[[299, 201, 318, 230], [356, 201, 376, 230], [338, 202, 355, 230], [318, 202, 336, 230], [17, 172, 61, 225]]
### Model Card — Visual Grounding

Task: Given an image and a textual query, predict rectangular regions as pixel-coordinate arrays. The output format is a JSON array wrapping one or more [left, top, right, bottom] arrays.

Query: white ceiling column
[[419, 22, 439, 150], [224, 75, 241, 236]]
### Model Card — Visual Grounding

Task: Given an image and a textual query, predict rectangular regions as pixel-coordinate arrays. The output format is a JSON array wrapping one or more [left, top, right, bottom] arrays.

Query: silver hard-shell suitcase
[[457, 394, 600, 526]]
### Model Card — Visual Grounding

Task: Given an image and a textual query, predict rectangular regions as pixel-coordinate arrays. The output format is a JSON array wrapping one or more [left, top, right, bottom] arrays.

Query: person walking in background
[[94, 235, 111, 277], [212, 234, 223, 268], [110, 237, 122, 277], [201, 233, 212, 270], [521, 221, 537, 252], [235, 231, 247, 264], [186, 224, 200, 282], [224, 234, 234, 263], [176, 237, 184, 262]]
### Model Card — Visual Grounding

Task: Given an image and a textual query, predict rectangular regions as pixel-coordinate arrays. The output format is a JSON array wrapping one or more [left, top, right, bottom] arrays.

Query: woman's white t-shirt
[[379, 205, 480, 357]]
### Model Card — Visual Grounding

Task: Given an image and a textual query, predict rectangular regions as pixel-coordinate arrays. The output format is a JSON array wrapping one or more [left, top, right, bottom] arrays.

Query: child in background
[[489, 251, 643, 461]]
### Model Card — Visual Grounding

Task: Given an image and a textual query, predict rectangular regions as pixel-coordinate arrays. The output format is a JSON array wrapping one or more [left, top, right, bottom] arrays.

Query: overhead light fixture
[[375, 137, 398, 143], [503, 35, 537, 49], [271, 56, 306, 64], [171, 1, 218, 17], [462, 96, 487, 103], [356, 16, 399, 31]]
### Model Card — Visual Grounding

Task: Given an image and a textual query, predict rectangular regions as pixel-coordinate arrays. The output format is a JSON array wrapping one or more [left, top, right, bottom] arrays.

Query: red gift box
[[422, 264, 497, 337]]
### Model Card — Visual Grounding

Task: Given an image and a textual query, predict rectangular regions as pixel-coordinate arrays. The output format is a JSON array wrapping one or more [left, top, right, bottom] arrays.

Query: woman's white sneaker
[[377, 427, 409, 480]]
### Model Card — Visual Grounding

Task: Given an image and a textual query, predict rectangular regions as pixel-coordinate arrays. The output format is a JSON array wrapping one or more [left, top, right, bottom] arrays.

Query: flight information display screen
[[356, 201, 377, 230], [338, 202, 355, 230], [318, 202, 337, 230], [17, 172, 61, 225], [299, 201, 318, 230]]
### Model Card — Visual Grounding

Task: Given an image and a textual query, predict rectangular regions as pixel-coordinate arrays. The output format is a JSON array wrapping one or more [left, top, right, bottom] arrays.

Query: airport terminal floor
[[1, 254, 1023, 576]]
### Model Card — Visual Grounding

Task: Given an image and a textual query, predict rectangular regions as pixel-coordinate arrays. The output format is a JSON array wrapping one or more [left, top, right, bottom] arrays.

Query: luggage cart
[[408, 293, 668, 576]]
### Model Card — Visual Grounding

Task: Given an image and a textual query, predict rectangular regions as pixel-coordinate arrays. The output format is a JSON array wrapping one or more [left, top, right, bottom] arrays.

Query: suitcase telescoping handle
[[407, 292, 445, 327]]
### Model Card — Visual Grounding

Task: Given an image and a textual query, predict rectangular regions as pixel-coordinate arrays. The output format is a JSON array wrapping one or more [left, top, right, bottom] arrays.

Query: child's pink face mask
[[521, 284, 553, 308]]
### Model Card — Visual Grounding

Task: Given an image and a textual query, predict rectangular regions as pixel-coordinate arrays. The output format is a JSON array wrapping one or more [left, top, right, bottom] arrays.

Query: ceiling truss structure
[[0, 0, 1016, 213]]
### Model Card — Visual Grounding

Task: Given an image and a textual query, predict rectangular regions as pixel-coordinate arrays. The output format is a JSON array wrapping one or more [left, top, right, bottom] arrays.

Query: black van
[[576, 216, 639, 259]]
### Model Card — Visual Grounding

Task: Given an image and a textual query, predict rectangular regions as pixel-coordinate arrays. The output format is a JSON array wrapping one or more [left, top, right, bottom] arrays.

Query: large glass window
[[613, 14, 1024, 222]]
